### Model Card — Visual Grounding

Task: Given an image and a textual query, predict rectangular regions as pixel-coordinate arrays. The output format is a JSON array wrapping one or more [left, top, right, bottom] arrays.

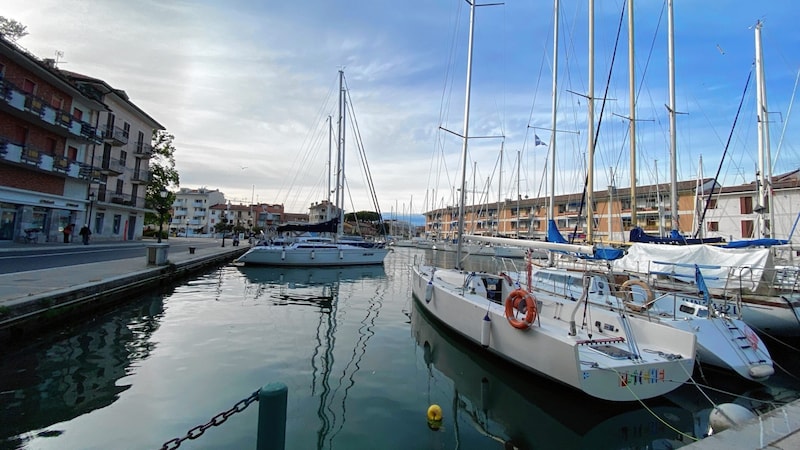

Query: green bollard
[[257, 382, 288, 450]]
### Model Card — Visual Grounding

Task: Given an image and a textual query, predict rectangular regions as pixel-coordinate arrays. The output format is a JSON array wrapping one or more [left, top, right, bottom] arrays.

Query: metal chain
[[159, 389, 260, 450]]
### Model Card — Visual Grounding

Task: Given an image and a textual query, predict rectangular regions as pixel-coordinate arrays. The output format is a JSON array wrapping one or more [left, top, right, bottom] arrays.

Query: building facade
[[1, 36, 105, 243], [170, 187, 225, 236]]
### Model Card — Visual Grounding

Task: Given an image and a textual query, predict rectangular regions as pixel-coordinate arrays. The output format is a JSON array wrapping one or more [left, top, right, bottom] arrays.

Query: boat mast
[[548, 0, 559, 230], [455, 0, 477, 269], [327, 114, 333, 208], [336, 70, 346, 236], [667, 0, 679, 232], [754, 20, 773, 238], [586, 0, 596, 242], [497, 141, 503, 237], [628, 0, 637, 231]]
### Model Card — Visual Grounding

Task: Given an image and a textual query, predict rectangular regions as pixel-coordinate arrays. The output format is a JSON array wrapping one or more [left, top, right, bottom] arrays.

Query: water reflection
[[0, 297, 165, 448], [411, 300, 697, 449], [238, 265, 389, 449]]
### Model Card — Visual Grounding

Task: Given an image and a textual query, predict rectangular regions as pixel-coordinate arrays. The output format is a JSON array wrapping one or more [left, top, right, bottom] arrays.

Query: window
[[707, 221, 719, 232], [22, 79, 36, 94], [119, 150, 127, 167], [113, 215, 122, 234], [123, 122, 130, 138], [116, 179, 124, 194], [741, 220, 754, 239], [740, 196, 753, 214], [67, 146, 78, 160], [708, 199, 717, 209], [73, 107, 83, 121], [94, 212, 104, 234], [50, 94, 64, 110], [131, 185, 139, 205], [45, 137, 57, 155]]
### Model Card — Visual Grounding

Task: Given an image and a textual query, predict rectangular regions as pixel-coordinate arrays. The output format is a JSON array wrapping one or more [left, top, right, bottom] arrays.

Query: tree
[[0, 17, 28, 42], [145, 130, 180, 228]]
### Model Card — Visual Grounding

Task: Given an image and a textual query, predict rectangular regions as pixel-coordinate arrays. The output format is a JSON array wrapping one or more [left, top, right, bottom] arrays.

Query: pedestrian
[[63, 223, 74, 243], [79, 225, 91, 245]]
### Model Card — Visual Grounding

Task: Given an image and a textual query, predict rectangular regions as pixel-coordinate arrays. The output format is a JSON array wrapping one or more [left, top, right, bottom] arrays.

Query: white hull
[[237, 244, 388, 266], [524, 266, 774, 382], [411, 264, 695, 401]]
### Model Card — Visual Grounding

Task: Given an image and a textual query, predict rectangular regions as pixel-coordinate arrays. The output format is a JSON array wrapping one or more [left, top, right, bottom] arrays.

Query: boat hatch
[[590, 345, 636, 360]]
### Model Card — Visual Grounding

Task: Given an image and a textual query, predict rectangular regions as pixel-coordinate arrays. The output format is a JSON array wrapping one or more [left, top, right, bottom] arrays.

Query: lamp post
[[87, 191, 96, 229], [157, 190, 168, 243]]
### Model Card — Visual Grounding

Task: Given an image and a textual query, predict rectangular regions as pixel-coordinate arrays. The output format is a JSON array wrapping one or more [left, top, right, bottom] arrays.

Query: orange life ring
[[504, 289, 537, 329]]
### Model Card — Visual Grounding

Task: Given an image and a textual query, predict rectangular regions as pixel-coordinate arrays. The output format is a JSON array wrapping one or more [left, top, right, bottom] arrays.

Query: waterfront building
[[170, 187, 225, 236], [0, 36, 163, 243]]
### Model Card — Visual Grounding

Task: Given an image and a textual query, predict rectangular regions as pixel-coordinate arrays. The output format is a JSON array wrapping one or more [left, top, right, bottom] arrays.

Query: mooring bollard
[[189, 246, 196, 254], [257, 382, 288, 450]]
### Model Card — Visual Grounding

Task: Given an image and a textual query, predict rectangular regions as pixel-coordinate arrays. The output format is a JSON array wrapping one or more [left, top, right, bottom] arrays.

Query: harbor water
[[1, 248, 799, 449]]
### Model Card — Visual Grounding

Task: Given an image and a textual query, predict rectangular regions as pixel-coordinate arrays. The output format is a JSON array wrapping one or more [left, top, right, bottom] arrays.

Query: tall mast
[[455, 0, 477, 269], [548, 0, 560, 226], [667, 0, 678, 232], [754, 20, 773, 238], [628, 0, 637, 230], [327, 115, 333, 206], [336, 70, 346, 235], [586, 0, 596, 242], [497, 141, 504, 236]]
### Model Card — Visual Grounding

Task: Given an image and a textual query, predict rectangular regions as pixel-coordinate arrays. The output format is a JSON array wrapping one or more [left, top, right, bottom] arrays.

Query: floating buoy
[[427, 404, 443, 431], [709, 403, 757, 434], [480, 313, 491, 347], [425, 281, 433, 303]]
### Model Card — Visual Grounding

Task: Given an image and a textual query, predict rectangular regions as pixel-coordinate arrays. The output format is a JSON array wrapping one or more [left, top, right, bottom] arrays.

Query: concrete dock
[[0, 237, 248, 344]]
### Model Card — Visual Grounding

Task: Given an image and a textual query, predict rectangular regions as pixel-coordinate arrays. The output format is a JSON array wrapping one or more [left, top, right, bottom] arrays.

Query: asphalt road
[[0, 239, 227, 274]]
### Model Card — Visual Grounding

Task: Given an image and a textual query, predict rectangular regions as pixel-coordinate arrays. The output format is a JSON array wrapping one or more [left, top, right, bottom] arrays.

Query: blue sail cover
[[629, 226, 725, 245], [546, 220, 623, 260], [276, 217, 339, 233], [722, 238, 788, 248]]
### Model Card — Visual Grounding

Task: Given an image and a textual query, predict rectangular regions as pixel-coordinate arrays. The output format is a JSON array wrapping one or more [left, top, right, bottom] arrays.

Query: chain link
[[159, 389, 260, 450]]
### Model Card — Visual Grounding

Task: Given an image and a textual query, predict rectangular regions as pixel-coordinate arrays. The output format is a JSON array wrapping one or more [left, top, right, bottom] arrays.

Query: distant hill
[[382, 214, 425, 227]]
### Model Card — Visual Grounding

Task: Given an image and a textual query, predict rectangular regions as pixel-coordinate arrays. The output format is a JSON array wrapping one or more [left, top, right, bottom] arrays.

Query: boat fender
[[504, 289, 537, 330], [480, 313, 491, 347], [339, 250, 343, 259], [281, 249, 286, 260], [311, 250, 315, 260], [709, 403, 756, 433], [425, 281, 433, 303], [620, 279, 654, 311]]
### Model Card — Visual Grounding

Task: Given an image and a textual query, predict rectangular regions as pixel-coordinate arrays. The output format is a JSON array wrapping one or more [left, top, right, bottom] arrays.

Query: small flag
[[534, 134, 547, 146]]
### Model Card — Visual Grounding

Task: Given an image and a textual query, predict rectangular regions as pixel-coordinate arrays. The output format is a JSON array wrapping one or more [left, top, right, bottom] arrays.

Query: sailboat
[[237, 71, 389, 267], [411, 0, 695, 402]]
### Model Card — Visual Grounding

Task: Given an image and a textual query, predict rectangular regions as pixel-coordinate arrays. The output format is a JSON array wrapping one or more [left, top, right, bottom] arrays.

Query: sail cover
[[276, 218, 339, 233]]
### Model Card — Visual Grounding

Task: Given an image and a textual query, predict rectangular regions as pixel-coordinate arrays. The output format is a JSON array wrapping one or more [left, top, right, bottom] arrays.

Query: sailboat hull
[[411, 265, 695, 401], [237, 244, 388, 266]]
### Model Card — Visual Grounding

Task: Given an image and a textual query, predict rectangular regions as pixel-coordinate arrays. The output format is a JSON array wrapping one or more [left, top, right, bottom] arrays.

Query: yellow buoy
[[427, 404, 443, 430]]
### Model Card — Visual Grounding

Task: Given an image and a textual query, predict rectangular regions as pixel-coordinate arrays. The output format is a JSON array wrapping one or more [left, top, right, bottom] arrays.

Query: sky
[[5, 0, 800, 218]]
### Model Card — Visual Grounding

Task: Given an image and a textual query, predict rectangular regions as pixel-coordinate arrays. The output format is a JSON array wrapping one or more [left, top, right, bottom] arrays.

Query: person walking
[[63, 223, 74, 243], [79, 225, 91, 245]]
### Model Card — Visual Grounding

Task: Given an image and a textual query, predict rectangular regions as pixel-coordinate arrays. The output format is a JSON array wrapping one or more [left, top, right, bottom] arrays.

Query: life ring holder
[[620, 279, 655, 312], [504, 289, 537, 330]]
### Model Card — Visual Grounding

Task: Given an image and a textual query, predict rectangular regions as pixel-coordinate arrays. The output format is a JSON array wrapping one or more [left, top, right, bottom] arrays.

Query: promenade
[[0, 237, 248, 342]]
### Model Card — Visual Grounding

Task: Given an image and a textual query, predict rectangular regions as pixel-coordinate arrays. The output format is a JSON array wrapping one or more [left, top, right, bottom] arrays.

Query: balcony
[[94, 156, 125, 175], [134, 142, 153, 158], [0, 79, 102, 143], [131, 170, 151, 184], [102, 125, 129, 146], [106, 191, 141, 207], [0, 139, 85, 179]]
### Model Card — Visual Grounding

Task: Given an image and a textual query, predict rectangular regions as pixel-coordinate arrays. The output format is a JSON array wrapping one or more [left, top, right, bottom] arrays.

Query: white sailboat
[[412, 0, 695, 402], [237, 71, 389, 267]]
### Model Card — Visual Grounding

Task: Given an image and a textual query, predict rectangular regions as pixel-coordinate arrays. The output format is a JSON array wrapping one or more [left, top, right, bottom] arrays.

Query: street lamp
[[158, 190, 168, 243], [87, 191, 96, 229]]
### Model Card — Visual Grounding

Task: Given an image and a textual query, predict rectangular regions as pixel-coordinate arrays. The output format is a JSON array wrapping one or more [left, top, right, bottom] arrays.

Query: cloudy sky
[[5, 1, 799, 216]]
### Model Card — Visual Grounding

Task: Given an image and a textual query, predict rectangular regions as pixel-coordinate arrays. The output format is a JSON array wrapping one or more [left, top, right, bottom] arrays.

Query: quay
[[0, 238, 248, 346]]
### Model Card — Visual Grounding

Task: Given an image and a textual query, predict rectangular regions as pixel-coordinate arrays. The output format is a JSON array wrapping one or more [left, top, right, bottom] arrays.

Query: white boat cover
[[613, 243, 772, 292]]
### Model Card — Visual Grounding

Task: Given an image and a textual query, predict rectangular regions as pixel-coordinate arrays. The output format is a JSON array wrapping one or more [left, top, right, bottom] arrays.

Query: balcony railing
[[0, 78, 102, 143], [131, 170, 151, 184], [89, 188, 145, 208], [102, 125, 129, 146], [0, 139, 86, 178], [134, 142, 153, 158], [94, 156, 125, 175]]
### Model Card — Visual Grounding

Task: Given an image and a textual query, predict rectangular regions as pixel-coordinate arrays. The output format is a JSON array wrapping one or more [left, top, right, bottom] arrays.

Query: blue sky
[[5, 1, 799, 217]]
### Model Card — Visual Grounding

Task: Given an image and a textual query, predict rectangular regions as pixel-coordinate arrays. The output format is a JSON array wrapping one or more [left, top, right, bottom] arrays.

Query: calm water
[[2, 248, 799, 449]]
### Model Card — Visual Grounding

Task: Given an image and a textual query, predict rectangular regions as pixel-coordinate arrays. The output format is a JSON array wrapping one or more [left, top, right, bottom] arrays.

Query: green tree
[[145, 130, 180, 229], [0, 17, 28, 42]]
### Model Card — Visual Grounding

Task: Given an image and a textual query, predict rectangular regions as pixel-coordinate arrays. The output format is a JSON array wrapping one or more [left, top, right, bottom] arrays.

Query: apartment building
[[1, 36, 105, 243], [169, 187, 225, 235]]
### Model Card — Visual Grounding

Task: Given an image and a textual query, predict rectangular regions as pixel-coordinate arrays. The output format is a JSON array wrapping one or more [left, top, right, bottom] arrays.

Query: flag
[[534, 134, 547, 147]]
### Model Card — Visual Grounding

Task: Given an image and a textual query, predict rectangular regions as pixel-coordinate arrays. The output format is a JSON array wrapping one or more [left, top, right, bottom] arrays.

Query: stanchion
[[256, 382, 287, 450]]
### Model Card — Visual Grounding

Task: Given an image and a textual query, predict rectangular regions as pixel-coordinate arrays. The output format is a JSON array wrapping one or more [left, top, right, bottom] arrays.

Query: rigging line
[[773, 68, 800, 168], [570, 0, 627, 243], [343, 82, 384, 222], [694, 69, 753, 238]]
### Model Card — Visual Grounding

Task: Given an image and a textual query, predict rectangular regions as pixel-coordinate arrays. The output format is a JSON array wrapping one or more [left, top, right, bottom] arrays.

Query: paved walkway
[[0, 237, 247, 307]]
